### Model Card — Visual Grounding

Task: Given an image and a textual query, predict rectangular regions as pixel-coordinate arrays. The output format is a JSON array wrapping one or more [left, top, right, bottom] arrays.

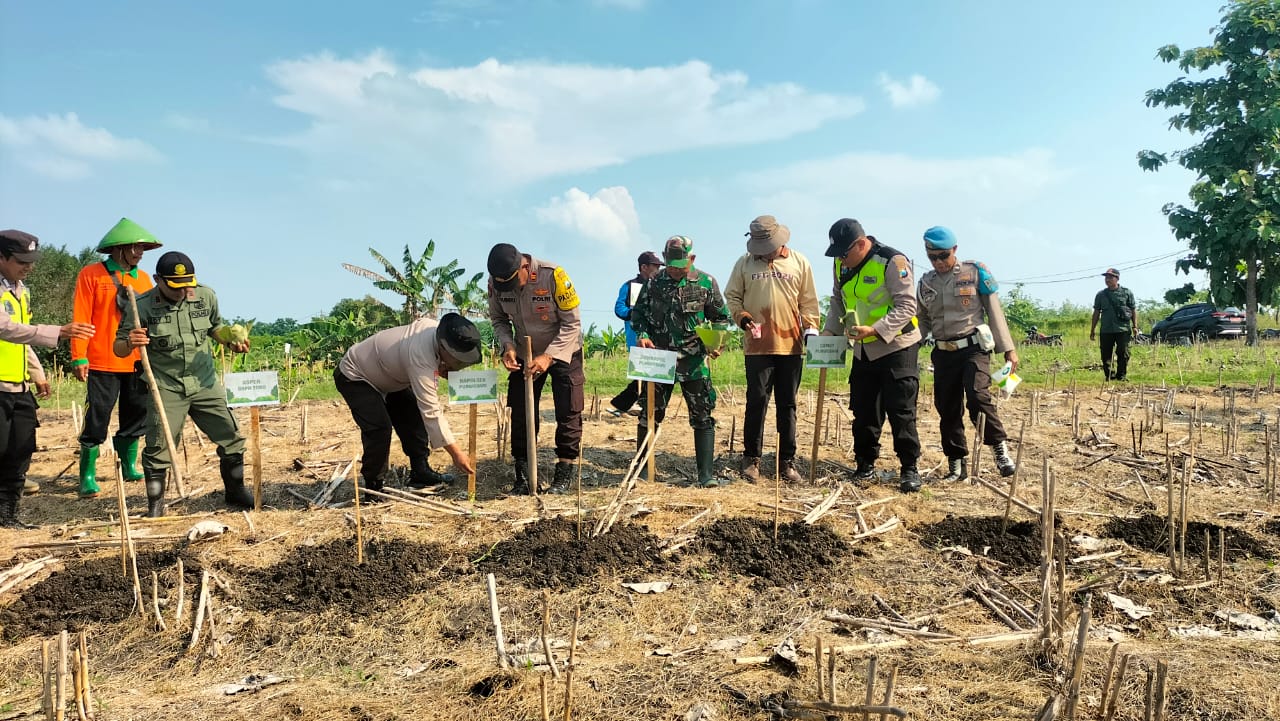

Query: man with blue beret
[[915, 226, 1018, 490]]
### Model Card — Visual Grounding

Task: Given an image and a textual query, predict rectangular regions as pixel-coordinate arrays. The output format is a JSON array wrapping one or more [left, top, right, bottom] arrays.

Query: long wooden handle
[[126, 288, 185, 497], [524, 335, 538, 496], [809, 368, 827, 483]]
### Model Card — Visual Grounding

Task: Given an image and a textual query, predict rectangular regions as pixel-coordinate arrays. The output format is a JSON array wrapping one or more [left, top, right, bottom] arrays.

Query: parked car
[[1150, 303, 1246, 342]]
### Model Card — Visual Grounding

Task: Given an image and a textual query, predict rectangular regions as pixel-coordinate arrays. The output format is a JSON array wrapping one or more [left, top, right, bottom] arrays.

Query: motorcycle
[[1024, 326, 1064, 346]]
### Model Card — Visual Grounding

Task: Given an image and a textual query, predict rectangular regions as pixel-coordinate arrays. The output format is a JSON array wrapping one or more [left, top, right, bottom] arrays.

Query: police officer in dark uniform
[[916, 226, 1018, 489], [822, 219, 922, 491], [115, 251, 254, 517], [487, 243, 584, 494]]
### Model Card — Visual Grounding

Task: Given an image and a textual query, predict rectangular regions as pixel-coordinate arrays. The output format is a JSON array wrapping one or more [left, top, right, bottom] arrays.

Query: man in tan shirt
[[724, 215, 821, 483]]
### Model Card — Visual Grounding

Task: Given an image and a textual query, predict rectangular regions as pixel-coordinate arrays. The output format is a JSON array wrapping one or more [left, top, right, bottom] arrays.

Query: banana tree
[[343, 241, 481, 320]]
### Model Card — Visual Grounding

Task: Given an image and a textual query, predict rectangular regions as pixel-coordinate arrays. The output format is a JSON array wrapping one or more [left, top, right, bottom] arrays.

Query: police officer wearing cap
[[916, 226, 1018, 488], [1090, 268, 1137, 381], [821, 219, 923, 490], [69, 218, 163, 499], [487, 243, 584, 494], [0, 230, 96, 527], [336, 313, 484, 496], [115, 251, 253, 517], [607, 250, 664, 418]]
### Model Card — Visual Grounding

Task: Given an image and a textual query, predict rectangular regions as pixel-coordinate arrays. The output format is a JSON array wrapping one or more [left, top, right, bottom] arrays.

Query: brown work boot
[[740, 456, 761, 483], [781, 459, 804, 484]]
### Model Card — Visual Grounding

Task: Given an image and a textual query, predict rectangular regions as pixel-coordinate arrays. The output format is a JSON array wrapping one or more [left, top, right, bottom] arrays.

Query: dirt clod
[[1101, 514, 1274, 560], [239, 537, 448, 615], [915, 515, 1044, 572], [476, 516, 666, 588], [693, 518, 852, 588]]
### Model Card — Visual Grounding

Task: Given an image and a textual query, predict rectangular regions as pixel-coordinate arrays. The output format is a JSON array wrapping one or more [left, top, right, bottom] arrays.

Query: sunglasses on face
[[927, 250, 952, 262]]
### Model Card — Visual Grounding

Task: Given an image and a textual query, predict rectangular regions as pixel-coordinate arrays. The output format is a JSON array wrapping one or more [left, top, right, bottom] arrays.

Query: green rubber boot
[[78, 445, 101, 498], [113, 437, 144, 482]]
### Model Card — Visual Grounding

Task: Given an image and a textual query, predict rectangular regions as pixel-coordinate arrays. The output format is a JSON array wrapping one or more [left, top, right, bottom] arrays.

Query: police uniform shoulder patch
[[973, 261, 998, 295], [553, 266, 580, 311], [893, 256, 910, 280]]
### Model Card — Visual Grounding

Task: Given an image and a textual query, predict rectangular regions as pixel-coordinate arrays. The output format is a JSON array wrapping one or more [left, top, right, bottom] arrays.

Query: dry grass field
[[2, 379, 1279, 720]]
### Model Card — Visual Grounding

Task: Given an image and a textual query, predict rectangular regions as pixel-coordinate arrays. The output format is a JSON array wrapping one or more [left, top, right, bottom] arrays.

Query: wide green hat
[[96, 217, 162, 252]]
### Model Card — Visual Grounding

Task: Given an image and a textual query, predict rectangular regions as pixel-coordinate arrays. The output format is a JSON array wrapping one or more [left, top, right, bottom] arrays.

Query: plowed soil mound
[[1, 549, 198, 641], [693, 518, 852, 588], [916, 515, 1043, 572], [239, 538, 449, 614], [1101, 514, 1274, 560], [476, 516, 666, 589]]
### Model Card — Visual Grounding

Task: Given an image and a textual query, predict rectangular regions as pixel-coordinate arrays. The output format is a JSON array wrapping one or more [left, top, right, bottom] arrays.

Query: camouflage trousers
[[143, 385, 246, 470], [636, 375, 717, 431]]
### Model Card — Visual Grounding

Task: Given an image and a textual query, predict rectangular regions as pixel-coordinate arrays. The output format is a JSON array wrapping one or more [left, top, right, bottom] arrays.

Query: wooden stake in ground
[[810, 368, 828, 482], [300, 405, 309, 442], [468, 404, 478, 501], [41, 639, 52, 720], [77, 631, 94, 721], [1000, 420, 1027, 535], [576, 452, 584, 541], [114, 463, 132, 577], [250, 406, 263, 511], [353, 460, 364, 566], [774, 432, 782, 542], [57, 630, 68, 721], [562, 604, 580, 721], [524, 336, 539, 497], [540, 589, 560, 679], [126, 287, 186, 497], [485, 573, 510, 669], [647, 381, 656, 483]]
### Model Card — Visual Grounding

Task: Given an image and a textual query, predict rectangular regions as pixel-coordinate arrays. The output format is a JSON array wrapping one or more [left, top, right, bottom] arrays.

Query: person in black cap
[[487, 242, 584, 494], [607, 250, 664, 418], [115, 250, 254, 517], [335, 312, 484, 495], [821, 219, 923, 492], [0, 230, 97, 527], [1090, 268, 1138, 381]]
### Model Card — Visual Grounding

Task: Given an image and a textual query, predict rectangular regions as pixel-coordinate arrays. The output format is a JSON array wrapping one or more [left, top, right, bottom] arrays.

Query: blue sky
[[2, 0, 1219, 327]]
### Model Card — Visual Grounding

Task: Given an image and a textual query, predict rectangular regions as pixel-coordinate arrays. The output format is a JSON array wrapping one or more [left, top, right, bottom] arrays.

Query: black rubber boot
[[510, 458, 531, 495], [408, 456, 454, 488], [993, 441, 1016, 477], [852, 458, 877, 482], [219, 453, 255, 508], [0, 493, 34, 529], [694, 427, 718, 488], [942, 457, 968, 482], [899, 464, 922, 493], [145, 468, 168, 518], [549, 461, 573, 494]]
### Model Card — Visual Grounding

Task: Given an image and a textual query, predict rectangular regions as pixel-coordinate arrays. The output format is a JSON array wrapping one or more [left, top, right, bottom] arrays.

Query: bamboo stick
[[540, 589, 560, 679], [486, 573, 510, 669], [562, 605, 580, 721], [174, 558, 185, 625], [57, 630, 68, 721], [1001, 420, 1027, 534], [188, 571, 210, 653], [525, 335, 539, 497], [151, 571, 167, 631]]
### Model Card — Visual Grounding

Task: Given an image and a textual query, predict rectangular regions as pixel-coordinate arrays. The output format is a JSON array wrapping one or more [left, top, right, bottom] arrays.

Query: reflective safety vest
[[834, 245, 917, 344], [0, 286, 31, 383]]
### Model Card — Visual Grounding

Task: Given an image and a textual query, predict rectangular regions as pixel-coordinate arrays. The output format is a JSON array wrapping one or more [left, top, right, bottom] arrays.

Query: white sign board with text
[[447, 369, 499, 405], [626, 347, 678, 384], [805, 336, 848, 369], [225, 371, 281, 407]]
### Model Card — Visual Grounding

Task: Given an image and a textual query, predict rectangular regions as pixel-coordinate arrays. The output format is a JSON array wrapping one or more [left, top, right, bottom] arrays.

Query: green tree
[[342, 241, 483, 321], [1138, 0, 1280, 344], [1162, 282, 1199, 306]]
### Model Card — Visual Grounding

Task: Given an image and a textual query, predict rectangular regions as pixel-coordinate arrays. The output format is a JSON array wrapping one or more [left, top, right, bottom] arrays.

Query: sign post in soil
[[226, 371, 281, 510], [628, 347, 677, 482], [448, 368, 499, 500], [805, 336, 847, 482]]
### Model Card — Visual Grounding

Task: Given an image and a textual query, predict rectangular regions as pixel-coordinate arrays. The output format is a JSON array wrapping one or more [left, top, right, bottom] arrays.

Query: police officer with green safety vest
[[0, 230, 96, 528], [114, 251, 254, 517], [822, 219, 923, 491], [916, 226, 1018, 489]]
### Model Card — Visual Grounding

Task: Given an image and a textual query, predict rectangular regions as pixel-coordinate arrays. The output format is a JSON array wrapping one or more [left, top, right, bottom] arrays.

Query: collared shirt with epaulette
[[630, 268, 730, 380], [116, 285, 226, 395], [488, 256, 582, 364], [917, 260, 1015, 353]]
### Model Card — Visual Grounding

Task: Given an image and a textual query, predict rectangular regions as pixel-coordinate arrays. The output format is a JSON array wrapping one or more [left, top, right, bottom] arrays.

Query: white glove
[[803, 328, 819, 339]]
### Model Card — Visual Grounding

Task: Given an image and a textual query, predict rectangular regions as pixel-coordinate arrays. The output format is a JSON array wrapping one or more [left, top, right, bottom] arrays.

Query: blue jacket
[[615, 275, 644, 347]]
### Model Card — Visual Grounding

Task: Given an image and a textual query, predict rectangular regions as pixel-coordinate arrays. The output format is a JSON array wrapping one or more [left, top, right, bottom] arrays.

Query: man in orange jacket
[[70, 218, 161, 497]]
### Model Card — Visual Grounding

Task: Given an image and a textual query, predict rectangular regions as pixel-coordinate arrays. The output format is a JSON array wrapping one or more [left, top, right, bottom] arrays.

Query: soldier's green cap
[[96, 217, 163, 253], [663, 235, 694, 268]]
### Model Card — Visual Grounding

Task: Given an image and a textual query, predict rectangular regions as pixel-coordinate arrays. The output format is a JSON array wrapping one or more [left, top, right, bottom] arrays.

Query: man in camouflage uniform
[[115, 251, 254, 517], [630, 236, 731, 488], [487, 243, 584, 495], [916, 226, 1018, 490]]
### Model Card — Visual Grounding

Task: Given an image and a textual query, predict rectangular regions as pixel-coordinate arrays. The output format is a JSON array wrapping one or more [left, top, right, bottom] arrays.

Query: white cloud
[[0, 112, 162, 180], [536, 186, 642, 247], [262, 53, 863, 185], [877, 73, 940, 108]]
